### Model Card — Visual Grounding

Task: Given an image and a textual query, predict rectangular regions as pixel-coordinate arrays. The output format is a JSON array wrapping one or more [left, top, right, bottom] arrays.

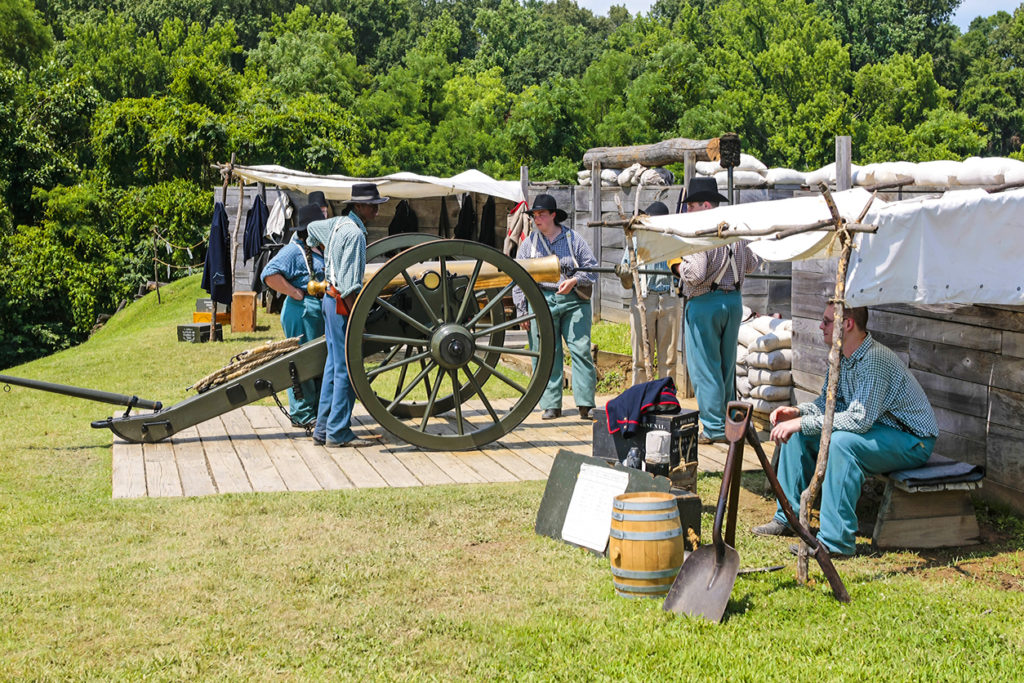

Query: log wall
[[792, 260, 1024, 515]]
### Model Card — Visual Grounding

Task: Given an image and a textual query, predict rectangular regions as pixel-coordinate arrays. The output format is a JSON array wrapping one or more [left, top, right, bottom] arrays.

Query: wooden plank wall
[[218, 187, 515, 293], [792, 261, 1024, 514]]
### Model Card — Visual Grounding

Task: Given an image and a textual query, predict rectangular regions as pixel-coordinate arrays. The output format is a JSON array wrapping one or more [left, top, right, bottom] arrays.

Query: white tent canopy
[[229, 164, 526, 203], [630, 187, 1024, 308]]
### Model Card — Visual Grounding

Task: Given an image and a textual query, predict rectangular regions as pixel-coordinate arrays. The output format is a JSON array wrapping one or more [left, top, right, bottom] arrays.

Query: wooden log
[[583, 137, 720, 168]]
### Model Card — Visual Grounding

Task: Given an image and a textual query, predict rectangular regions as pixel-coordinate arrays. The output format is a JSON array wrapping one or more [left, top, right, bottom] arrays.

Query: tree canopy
[[1, 0, 1023, 366]]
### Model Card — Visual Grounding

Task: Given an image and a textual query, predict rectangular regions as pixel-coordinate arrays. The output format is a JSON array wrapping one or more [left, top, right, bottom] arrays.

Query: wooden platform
[[111, 399, 775, 499]]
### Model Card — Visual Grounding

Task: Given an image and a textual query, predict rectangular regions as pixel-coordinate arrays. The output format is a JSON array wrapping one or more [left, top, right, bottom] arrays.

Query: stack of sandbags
[[695, 154, 768, 189], [577, 166, 674, 187], [798, 156, 1024, 190], [736, 315, 793, 417]]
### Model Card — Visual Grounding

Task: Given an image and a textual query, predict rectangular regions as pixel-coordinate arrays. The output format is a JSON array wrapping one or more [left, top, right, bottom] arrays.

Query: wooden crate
[[231, 291, 257, 332], [872, 477, 982, 550], [192, 311, 230, 324]]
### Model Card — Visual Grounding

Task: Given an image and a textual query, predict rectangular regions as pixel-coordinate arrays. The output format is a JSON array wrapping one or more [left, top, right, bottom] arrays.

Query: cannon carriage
[[2, 236, 561, 452]]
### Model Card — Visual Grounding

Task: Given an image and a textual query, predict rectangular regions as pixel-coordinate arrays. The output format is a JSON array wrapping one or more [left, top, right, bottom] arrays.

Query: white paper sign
[[560, 464, 630, 552]]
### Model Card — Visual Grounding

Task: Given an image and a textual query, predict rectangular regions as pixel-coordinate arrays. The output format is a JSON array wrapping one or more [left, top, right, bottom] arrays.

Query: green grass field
[[1, 275, 1022, 679]]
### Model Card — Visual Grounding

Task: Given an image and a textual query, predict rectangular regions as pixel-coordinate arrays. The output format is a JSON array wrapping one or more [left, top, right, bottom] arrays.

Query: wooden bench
[[872, 454, 984, 550]]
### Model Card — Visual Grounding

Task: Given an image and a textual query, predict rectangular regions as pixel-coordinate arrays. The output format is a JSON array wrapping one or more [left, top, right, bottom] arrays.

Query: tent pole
[[795, 184, 876, 583]]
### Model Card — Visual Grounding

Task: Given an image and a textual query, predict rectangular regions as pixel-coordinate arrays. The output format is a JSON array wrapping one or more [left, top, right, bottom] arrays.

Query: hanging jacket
[[438, 195, 451, 238], [478, 195, 496, 246], [242, 194, 269, 264], [503, 200, 530, 257], [388, 199, 419, 236], [454, 193, 477, 240], [201, 202, 233, 305]]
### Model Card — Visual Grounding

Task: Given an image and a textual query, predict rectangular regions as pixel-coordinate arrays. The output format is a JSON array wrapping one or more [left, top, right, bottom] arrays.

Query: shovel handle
[[743, 421, 851, 603]]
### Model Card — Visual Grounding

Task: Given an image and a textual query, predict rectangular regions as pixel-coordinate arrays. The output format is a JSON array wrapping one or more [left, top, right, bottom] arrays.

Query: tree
[[0, 0, 54, 69], [245, 5, 366, 106]]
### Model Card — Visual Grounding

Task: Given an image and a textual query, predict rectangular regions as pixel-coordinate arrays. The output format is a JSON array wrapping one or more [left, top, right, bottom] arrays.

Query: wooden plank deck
[[111, 398, 776, 498]]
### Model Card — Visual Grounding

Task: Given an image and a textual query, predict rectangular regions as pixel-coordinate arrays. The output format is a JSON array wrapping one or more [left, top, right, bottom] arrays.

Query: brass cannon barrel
[[309, 254, 561, 297]]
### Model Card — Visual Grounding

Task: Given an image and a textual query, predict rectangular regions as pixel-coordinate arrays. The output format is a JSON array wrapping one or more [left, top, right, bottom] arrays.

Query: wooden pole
[[836, 136, 852, 191], [590, 162, 602, 323], [583, 137, 720, 167], [212, 153, 235, 342], [151, 228, 161, 305], [520, 165, 529, 204], [795, 183, 876, 582]]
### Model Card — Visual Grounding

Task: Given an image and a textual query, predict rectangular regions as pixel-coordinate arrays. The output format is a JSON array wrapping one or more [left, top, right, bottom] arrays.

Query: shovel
[[662, 403, 750, 621]]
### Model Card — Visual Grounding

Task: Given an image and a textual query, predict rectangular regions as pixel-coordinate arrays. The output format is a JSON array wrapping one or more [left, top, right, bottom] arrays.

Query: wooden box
[[231, 291, 257, 332], [192, 311, 231, 324]]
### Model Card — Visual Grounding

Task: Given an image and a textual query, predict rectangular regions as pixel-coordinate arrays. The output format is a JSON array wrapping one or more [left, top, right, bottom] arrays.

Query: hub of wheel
[[431, 324, 475, 369]]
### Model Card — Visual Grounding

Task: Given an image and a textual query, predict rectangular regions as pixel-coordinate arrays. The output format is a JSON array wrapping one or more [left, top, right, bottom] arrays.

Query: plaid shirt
[[306, 214, 367, 298], [798, 333, 939, 438], [512, 225, 597, 315], [669, 241, 762, 299]]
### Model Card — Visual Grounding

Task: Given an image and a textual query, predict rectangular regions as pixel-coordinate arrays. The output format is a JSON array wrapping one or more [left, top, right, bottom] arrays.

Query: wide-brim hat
[[307, 191, 328, 209], [344, 182, 389, 205], [644, 201, 670, 216], [527, 193, 567, 223], [683, 176, 729, 205], [286, 204, 325, 239]]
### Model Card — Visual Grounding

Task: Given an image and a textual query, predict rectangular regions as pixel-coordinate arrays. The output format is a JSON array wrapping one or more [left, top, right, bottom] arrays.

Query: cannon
[[1, 236, 559, 451]]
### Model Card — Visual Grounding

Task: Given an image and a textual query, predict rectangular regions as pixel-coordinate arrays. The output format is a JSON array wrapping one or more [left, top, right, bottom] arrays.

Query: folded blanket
[[890, 454, 984, 485]]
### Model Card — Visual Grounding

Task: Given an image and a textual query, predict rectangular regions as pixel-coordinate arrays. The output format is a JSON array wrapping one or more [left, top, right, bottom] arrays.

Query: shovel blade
[[662, 544, 740, 622]]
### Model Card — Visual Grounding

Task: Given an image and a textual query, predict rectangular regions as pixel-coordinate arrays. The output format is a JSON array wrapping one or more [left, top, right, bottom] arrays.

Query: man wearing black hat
[[512, 193, 598, 420], [307, 191, 331, 219], [620, 201, 680, 385], [261, 204, 328, 428], [669, 177, 761, 444], [306, 183, 389, 447]]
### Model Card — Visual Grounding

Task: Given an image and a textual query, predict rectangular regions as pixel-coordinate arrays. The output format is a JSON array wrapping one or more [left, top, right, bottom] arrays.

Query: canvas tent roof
[[630, 187, 1024, 309], [228, 164, 525, 204]]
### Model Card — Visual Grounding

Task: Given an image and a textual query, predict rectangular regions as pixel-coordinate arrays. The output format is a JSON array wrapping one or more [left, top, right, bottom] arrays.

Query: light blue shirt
[[307, 214, 367, 298], [261, 242, 325, 290]]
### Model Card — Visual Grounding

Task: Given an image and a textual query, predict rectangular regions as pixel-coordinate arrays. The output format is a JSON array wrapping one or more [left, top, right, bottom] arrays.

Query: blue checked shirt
[[306, 214, 367, 298], [512, 225, 598, 315], [798, 334, 939, 438]]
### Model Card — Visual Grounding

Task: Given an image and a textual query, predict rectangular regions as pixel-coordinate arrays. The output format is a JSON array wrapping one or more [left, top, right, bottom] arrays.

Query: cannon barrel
[[309, 254, 562, 297], [0, 374, 163, 411]]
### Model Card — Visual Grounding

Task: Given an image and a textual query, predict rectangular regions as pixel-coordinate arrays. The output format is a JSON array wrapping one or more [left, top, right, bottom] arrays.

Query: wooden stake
[[795, 184, 875, 582]]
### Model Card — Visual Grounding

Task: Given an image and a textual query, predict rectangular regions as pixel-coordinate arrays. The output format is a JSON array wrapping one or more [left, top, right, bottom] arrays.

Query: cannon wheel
[[363, 232, 482, 420], [346, 240, 555, 450], [367, 232, 439, 262]]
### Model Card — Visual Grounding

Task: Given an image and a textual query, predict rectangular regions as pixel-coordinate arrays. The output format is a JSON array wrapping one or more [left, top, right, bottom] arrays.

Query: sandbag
[[577, 169, 591, 181], [639, 168, 670, 185], [751, 315, 790, 335], [805, 163, 835, 186], [738, 324, 761, 348], [715, 170, 766, 188], [696, 153, 767, 177], [736, 344, 748, 366], [744, 397, 789, 416], [736, 362, 747, 377], [736, 375, 752, 397], [765, 168, 806, 186], [747, 348, 793, 371], [957, 157, 1005, 186], [749, 329, 792, 353], [619, 163, 645, 187], [750, 384, 792, 402], [914, 160, 961, 187], [601, 169, 619, 183], [859, 161, 917, 187], [747, 368, 793, 387]]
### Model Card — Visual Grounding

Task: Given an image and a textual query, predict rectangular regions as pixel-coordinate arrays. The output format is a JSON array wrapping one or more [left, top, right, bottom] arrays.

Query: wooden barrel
[[608, 491, 685, 598]]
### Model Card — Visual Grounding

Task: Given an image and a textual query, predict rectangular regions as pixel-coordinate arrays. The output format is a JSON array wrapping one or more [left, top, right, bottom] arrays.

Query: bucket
[[608, 491, 685, 598]]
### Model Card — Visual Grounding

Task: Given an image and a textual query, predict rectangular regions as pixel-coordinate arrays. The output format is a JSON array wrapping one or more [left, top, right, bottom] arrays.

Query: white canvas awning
[[228, 164, 525, 203], [630, 187, 1024, 308]]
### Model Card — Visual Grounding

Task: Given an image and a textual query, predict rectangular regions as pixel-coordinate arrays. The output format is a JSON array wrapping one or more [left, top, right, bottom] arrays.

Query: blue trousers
[[314, 296, 356, 445], [529, 291, 596, 411], [773, 426, 935, 555], [280, 294, 325, 425], [684, 289, 742, 440]]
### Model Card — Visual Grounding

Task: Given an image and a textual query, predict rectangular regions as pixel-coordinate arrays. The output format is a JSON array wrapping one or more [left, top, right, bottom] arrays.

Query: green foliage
[[91, 96, 227, 186], [245, 5, 365, 105], [0, 0, 54, 69]]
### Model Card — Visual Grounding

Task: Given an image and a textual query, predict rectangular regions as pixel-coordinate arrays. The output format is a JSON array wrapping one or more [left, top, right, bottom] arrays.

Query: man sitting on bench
[[752, 304, 939, 558]]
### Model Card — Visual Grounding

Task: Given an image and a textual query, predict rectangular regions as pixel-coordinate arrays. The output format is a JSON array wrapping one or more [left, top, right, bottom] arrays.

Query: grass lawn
[[1, 275, 1022, 678]]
